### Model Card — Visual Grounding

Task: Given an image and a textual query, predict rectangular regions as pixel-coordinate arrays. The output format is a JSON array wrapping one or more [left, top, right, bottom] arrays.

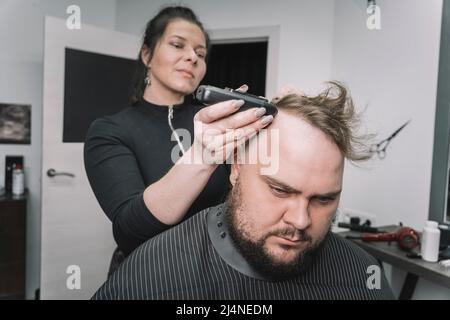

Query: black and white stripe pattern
[[93, 206, 394, 300]]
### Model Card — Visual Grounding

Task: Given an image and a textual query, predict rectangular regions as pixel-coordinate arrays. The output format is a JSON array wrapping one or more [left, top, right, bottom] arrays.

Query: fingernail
[[261, 115, 274, 125], [254, 107, 267, 118], [233, 99, 245, 109], [234, 129, 244, 140], [240, 84, 248, 90]]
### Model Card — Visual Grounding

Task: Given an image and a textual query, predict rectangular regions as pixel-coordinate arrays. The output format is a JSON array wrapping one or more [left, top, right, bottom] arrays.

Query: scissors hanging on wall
[[370, 120, 411, 159]]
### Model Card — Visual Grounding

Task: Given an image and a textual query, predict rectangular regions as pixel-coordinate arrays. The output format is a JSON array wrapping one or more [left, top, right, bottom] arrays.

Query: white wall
[[332, 0, 442, 231], [331, 0, 450, 299], [0, 0, 117, 299]]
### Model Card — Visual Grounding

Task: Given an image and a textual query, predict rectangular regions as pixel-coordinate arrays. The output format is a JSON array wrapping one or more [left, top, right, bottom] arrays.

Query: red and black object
[[346, 227, 420, 251]]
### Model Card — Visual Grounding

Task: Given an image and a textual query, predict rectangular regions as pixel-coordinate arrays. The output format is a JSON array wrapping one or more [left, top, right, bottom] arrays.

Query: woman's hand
[[189, 85, 274, 165]]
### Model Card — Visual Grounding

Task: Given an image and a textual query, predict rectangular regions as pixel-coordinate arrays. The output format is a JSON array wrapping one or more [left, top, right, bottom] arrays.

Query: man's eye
[[315, 197, 335, 204], [270, 186, 288, 196]]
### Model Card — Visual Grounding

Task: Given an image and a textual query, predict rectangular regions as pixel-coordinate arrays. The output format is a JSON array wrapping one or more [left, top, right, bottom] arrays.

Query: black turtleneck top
[[84, 100, 231, 256]]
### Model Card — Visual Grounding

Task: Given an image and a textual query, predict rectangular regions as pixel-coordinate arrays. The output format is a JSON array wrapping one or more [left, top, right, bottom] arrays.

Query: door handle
[[46, 169, 75, 178]]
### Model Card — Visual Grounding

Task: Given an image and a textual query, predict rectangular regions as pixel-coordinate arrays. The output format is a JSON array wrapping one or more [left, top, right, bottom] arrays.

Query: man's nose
[[282, 199, 312, 230]]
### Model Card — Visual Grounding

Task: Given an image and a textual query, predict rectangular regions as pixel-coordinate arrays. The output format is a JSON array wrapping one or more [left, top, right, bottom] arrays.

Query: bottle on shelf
[[420, 220, 441, 262], [12, 164, 25, 196]]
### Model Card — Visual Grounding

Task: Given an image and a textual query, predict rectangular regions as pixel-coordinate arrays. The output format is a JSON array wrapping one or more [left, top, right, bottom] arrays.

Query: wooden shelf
[[0, 193, 26, 300]]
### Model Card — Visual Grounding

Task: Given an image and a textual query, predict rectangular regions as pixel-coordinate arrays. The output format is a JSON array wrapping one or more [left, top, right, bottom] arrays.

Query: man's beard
[[225, 179, 330, 280]]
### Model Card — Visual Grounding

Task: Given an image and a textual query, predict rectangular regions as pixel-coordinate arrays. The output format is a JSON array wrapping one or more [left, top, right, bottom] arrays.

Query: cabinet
[[0, 193, 26, 299]]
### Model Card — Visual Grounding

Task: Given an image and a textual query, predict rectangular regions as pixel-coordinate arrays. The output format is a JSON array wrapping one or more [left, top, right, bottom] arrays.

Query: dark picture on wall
[[0, 103, 31, 144]]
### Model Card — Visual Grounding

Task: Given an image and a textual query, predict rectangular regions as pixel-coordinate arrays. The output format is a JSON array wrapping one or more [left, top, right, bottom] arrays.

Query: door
[[201, 41, 268, 97], [207, 26, 280, 99], [41, 17, 140, 299]]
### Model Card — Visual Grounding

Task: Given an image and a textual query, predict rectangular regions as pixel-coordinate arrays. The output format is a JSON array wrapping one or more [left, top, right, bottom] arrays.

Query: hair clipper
[[195, 85, 278, 117]]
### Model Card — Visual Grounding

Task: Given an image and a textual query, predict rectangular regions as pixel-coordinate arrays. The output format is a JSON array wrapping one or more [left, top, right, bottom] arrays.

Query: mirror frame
[[429, 0, 450, 226]]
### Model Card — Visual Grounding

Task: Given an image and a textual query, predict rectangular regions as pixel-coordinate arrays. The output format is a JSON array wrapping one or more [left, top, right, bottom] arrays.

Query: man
[[93, 82, 394, 300]]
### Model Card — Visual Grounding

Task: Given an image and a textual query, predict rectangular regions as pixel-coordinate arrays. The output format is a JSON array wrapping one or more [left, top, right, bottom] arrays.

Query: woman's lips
[[177, 70, 194, 79]]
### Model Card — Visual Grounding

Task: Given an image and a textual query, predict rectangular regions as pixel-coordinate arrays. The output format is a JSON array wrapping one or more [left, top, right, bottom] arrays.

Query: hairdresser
[[84, 6, 274, 274]]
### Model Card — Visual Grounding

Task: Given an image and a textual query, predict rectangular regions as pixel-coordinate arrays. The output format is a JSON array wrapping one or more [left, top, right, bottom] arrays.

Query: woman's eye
[[171, 43, 182, 48], [196, 52, 206, 59]]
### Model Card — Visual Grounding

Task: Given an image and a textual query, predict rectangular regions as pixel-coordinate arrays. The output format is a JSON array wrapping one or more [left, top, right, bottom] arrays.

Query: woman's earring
[[144, 69, 151, 87]]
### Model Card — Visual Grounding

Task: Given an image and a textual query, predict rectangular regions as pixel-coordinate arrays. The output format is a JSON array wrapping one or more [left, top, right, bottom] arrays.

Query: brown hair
[[130, 6, 210, 105], [272, 81, 372, 162]]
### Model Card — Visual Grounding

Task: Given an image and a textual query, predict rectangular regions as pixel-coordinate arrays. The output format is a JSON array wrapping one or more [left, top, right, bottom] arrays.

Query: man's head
[[225, 82, 367, 279]]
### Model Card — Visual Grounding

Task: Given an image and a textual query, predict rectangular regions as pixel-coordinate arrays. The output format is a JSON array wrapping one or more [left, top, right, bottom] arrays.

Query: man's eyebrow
[[314, 190, 342, 198], [170, 35, 206, 49], [262, 175, 342, 197], [262, 176, 300, 193]]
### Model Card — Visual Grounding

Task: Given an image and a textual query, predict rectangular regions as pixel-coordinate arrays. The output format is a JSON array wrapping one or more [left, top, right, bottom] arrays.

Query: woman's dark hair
[[130, 6, 210, 105]]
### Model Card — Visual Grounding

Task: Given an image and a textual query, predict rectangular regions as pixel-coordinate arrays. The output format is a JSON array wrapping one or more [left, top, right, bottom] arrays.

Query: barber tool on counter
[[344, 221, 420, 251], [338, 216, 381, 233]]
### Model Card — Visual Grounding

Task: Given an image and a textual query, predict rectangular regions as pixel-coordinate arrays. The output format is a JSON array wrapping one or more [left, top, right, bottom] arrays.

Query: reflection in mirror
[[430, 0, 450, 227]]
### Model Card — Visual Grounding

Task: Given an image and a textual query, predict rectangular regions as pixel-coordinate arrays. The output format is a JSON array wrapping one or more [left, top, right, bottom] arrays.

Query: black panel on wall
[[201, 41, 268, 97], [63, 48, 136, 143]]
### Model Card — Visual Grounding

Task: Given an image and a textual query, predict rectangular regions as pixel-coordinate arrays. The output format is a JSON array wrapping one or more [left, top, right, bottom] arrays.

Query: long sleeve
[[84, 102, 230, 256], [84, 117, 170, 255]]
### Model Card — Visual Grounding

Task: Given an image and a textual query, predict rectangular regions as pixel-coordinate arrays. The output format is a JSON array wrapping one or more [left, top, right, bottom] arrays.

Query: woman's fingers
[[195, 100, 269, 133], [209, 128, 247, 149], [212, 129, 259, 163], [194, 99, 244, 124], [235, 84, 248, 93], [193, 82, 275, 164], [195, 84, 249, 124], [207, 115, 274, 154], [217, 107, 272, 132]]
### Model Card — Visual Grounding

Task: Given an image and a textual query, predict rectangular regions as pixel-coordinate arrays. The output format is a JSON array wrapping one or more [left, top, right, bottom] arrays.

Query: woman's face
[[146, 19, 207, 100]]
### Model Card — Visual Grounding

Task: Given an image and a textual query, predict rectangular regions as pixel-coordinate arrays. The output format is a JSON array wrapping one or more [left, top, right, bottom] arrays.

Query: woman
[[84, 6, 273, 273]]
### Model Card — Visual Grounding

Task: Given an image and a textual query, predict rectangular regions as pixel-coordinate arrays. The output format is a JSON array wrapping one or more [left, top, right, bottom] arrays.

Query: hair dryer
[[347, 227, 420, 250]]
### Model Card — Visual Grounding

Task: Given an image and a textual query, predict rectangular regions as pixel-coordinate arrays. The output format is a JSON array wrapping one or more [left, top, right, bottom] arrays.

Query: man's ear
[[140, 45, 151, 67], [229, 161, 240, 187]]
